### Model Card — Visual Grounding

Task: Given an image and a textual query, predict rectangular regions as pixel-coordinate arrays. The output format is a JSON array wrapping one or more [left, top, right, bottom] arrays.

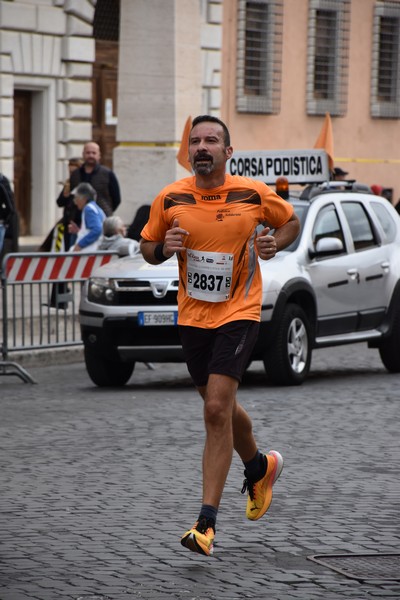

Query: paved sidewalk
[[1, 345, 399, 600]]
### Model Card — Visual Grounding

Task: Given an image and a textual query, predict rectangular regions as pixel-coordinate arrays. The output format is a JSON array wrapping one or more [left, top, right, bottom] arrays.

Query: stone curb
[[2, 346, 84, 369]]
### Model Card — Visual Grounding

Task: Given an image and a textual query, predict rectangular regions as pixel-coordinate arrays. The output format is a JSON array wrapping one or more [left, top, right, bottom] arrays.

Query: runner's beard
[[193, 159, 213, 176]]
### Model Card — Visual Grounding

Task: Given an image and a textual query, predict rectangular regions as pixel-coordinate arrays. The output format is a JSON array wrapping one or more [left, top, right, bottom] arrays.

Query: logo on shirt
[[202, 194, 221, 201], [216, 208, 241, 221]]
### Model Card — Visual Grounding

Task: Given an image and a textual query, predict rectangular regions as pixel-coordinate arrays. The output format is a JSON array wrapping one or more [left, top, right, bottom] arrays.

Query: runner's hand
[[163, 219, 189, 257], [256, 226, 277, 260]]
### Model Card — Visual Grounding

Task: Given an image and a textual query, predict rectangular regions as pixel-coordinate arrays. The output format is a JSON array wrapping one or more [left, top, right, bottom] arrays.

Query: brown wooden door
[[92, 40, 119, 169], [14, 91, 32, 236]]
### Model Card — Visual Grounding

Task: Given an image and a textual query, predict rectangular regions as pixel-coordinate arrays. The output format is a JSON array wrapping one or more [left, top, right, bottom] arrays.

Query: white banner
[[227, 149, 330, 184]]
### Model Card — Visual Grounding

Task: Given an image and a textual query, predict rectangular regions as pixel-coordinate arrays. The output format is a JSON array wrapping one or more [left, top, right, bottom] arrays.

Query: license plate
[[138, 311, 178, 326]]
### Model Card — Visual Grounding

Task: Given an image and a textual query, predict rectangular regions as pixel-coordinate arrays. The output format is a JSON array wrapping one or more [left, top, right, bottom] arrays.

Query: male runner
[[140, 115, 300, 556]]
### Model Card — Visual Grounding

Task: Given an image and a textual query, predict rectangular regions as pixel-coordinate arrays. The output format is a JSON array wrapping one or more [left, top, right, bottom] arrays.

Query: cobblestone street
[[1, 344, 399, 599]]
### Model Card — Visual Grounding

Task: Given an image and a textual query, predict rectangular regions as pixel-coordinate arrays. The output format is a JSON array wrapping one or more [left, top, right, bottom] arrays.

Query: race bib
[[186, 248, 233, 302]]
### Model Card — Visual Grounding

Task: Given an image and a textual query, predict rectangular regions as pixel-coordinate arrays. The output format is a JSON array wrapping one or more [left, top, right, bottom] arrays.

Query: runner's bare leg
[[198, 374, 258, 508]]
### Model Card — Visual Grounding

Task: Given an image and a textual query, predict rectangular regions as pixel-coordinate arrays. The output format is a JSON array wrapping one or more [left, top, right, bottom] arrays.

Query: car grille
[[113, 279, 179, 306]]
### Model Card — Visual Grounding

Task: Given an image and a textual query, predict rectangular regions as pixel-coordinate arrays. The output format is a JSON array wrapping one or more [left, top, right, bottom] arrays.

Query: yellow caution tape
[[118, 141, 180, 148], [335, 157, 400, 164], [55, 223, 65, 253]]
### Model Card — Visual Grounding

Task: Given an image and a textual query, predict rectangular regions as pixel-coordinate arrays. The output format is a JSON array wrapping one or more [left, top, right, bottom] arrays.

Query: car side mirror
[[309, 237, 344, 259]]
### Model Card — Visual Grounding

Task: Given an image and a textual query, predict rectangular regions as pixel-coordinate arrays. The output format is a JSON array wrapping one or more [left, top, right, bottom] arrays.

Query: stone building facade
[[1, 0, 399, 242], [0, 0, 95, 236], [0, 0, 222, 238]]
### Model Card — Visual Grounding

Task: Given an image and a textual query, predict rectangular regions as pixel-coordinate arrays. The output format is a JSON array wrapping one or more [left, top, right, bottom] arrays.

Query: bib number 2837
[[186, 249, 233, 302]]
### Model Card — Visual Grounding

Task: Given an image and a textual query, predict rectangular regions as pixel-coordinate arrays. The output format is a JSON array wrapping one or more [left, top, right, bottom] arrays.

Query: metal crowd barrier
[[0, 251, 118, 383]]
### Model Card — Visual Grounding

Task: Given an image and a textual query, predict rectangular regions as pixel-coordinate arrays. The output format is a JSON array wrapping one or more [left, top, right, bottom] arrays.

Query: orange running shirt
[[141, 174, 294, 328]]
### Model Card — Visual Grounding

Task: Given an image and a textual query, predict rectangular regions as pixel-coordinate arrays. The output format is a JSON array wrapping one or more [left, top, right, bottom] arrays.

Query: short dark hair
[[191, 115, 231, 147], [333, 167, 348, 177]]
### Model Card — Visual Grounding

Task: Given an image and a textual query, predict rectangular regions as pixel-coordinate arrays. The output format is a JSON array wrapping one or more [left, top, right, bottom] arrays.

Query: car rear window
[[370, 201, 397, 242]]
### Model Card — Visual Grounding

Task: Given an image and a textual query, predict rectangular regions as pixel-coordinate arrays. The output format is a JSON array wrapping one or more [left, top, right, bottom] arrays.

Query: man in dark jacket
[[0, 173, 17, 259], [69, 142, 121, 216]]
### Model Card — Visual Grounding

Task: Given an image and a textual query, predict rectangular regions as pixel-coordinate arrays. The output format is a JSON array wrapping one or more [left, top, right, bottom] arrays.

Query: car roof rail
[[299, 180, 372, 201]]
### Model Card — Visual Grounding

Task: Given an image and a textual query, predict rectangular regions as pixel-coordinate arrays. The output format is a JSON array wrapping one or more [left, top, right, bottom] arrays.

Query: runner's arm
[[256, 213, 300, 261], [141, 219, 189, 264]]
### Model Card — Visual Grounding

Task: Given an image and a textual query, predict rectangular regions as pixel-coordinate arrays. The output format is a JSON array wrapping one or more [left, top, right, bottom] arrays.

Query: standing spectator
[[69, 142, 121, 216], [98, 216, 139, 256], [371, 185, 394, 203], [0, 172, 16, 257], [40, 157, 84, 252], [40, 158, 84, 308], [140, 115, 300, 556], [332, 167, 348, 181], [68, 183, 106, 252], [371, 184, 384, 196], [56, 157, 84, 250]]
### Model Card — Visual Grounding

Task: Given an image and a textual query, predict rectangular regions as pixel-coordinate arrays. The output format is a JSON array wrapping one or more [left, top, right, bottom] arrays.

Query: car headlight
[[88, 277, 117, 304]]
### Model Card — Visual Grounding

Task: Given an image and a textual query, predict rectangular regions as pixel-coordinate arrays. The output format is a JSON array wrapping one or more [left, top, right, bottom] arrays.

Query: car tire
[[263, 303, 312, 385], [84, 346, 135, 387], [378, 306, 400, 373]]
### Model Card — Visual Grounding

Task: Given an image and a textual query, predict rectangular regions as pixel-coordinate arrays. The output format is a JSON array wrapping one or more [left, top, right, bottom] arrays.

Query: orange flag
[[313, 112, 334, 171], [177, 116, 192, 173]]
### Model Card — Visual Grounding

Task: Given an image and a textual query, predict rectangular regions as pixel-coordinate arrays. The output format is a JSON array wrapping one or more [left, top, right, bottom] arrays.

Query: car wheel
[[378, 305, 400, 373], [84, 346, 135, 387], [263, 303, 312, 385]]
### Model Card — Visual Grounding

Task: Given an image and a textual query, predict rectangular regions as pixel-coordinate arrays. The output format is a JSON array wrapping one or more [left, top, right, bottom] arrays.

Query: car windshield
[[283, 202, 308, 252], [261, 200, 307, 253]]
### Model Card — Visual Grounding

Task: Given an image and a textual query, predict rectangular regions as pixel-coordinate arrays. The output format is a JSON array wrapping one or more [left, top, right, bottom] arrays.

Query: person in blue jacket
[[68, 183, 106, 252]]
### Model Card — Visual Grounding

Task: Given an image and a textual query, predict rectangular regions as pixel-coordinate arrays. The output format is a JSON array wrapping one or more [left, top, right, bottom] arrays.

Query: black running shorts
[[178, 320, 260, 387]]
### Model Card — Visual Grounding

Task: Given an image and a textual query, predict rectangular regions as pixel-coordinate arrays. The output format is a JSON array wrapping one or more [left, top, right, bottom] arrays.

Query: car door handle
[[381, 261, 390, 273], [347, 268, 360, 283]]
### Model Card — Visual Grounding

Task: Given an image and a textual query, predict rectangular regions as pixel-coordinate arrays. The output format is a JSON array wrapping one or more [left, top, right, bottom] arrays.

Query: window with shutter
[[236, 0, 283, 114], [371, 1, 400, 118], [306, 0, 350, 117]]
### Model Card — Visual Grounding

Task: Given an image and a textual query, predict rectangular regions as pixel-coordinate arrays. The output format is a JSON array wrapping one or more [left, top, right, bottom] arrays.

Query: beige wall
[[222, 0, 400, 203], [114, 0, 223, 223]]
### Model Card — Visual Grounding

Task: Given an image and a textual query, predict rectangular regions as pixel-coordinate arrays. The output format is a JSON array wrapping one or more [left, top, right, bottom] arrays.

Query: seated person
[[98, 215, 139, 257]]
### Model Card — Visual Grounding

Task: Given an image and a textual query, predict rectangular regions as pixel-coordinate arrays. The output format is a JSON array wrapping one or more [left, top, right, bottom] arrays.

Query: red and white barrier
[[3, 252, 118, 283]]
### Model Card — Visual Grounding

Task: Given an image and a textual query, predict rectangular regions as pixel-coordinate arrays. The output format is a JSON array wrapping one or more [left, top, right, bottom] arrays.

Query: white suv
[[79, 181, 400, 386]]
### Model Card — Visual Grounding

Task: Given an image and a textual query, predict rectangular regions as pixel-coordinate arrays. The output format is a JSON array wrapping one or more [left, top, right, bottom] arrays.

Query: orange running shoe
[[242, 450, 284, 521], [181, 517, 215, 556]]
